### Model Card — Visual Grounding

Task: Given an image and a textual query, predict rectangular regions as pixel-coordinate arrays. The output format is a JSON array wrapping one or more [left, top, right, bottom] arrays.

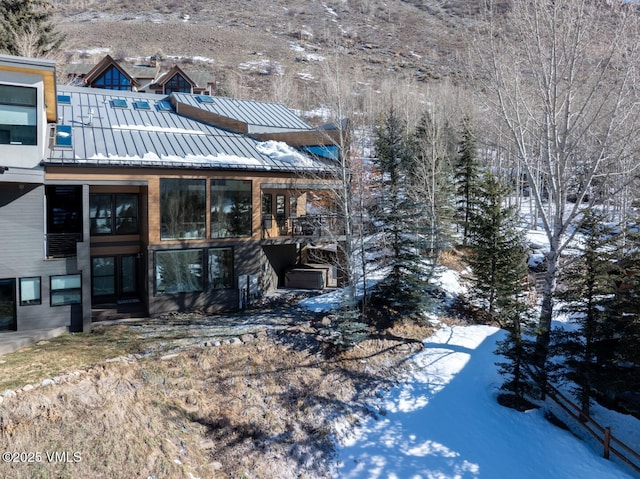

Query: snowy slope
[[334, 325, 635, 479]]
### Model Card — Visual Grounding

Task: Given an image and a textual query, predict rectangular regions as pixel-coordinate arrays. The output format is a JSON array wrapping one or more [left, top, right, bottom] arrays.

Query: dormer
[[83, 55, 139, 91], [0, 54, 56, 169]]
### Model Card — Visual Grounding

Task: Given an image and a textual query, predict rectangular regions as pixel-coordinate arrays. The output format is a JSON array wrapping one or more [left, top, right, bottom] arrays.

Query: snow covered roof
[[46, 86, 330, 173]]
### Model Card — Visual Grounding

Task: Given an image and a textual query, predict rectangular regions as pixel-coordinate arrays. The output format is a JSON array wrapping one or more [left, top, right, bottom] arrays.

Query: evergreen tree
[[554, 211, 620, 417], [0, 0, 65, 57], [454, 116, 479, 245], [467, 172, 533, 404], [370, 106, 433, 320]]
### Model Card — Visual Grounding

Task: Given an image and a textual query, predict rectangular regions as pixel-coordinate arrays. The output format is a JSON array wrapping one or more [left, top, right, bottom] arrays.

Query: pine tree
[[454, 116, 479, 245], [0, 0, 65, 57], [370, 106, 433, 321], [467, 172, 533, 405], [554, 211, 620, 417]]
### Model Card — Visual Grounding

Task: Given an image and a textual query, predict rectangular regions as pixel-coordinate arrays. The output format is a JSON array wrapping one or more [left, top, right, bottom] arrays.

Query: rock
[[210, 461, 223, 470], [230, 337, 242, 345], [161, 353, 179, 361], [321, 316, 332, 327], [41, 379, 54, 387], [199, 439, 215, 450], [240, 334, 255, 344], [22, 384, 34, 392], [1, 389, 14, 398]]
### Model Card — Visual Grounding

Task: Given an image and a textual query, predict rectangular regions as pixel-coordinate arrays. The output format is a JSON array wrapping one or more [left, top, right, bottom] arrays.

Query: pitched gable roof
[[83, 55, 140, 89], [151, 65, 196, 89]]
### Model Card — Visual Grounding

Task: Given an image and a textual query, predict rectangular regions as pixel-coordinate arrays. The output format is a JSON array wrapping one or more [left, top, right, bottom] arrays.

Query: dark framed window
[[155, 249, 204, 295], [50, 274, 82, 306], [90, 193, 139, 235], [92, 66, 132, 91], [210, 180, 252, 238], [92, 257, 115, 297], [164, 73, 192, 94], [160, 179, 206, 240], [208, 248, 233, 289], [262, 193, 272, 229], [0, 84, 37, 145], [19, 277, 41, 306]]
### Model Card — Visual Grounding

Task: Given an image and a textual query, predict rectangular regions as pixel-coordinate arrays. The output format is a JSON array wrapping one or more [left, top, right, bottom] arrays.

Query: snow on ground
[[334, 325, 634, 478], [301, 269, 637, 478]]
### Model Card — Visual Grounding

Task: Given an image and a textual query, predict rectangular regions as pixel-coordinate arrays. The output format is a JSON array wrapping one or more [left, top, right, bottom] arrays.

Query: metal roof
[[171, 92, 313, 133], [46, 86, 331, 173]]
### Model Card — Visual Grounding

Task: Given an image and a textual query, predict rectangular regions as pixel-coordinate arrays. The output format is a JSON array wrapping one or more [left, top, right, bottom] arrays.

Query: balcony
[[261, 214, 343, 239], [46, 233, 82, 258]]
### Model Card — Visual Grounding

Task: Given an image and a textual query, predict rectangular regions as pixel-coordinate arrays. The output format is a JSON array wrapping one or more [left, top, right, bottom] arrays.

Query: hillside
[[51, 0, 490, 104]]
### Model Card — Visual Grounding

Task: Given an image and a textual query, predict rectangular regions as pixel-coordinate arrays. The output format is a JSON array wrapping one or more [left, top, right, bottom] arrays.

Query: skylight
[[57, 94, 71, 104], [55, 125, 72, 148], [133, 100, 151, 110], [110, 99, 128, 109], [155, 100, 172, 112], [196, 95, 214, 103]]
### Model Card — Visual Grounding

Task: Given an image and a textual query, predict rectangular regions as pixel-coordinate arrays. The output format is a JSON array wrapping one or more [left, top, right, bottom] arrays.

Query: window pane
[[211, 180, 252, 238], [90, 194, 113, 234], [0, 85, 37, 145], [121, 256, 137, 294], [208, 248, 233, 289], [50, 274, 82, 306], [156, 249, 203, 294], [115, 194, 138, 234], [160, 179, 206, 240], [19, 277, 40, 305], [92, 257, 115, 297]]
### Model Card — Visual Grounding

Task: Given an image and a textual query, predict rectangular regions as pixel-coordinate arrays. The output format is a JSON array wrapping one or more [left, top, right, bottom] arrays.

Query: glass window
[[50, 274, 82, 306], [262, 193, 272, 229], [90, 193, 138, 235], [19, 277, 41, 306], [155, 249, 203, 295], [210, 180, 252, 238], [165, 73, 192, 94], [160, 179, 206, 240], [121, 255, 137, 294], [92, 66, 132, 91], [0, 85, 37, 145], [208, 248, 233, 289], [92, 257, 115, 297]]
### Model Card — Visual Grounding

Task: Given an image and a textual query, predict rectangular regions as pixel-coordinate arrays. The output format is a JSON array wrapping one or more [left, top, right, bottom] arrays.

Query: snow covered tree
[[554, 211, 620, 417], [369, 106, 434, 321], [454, 116, 479, 245], [0, 0, 65, 57], [467, 172, 533, 404]]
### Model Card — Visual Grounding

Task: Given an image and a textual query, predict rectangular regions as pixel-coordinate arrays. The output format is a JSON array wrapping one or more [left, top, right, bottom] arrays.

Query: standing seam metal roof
[[47, 86, 330, 173]]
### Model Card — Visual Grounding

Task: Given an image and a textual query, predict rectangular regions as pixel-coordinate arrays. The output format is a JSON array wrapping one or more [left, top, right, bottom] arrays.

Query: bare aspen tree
[[476, 0, 640, 369]]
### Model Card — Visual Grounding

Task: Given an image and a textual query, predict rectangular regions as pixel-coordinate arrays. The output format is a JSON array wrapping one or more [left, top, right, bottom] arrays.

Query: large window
[[160, 179, 206, 240], [50, 274, 82, 306], [208, 248, 233, 289], [92, 66, 132, 91], [156, 249, 204, 294], [210, 180, 252, 238], [90, 193, 139, 235], [0, 85, 37, 145], [164, 73, 192, 94], [92, 257, 115, 297]]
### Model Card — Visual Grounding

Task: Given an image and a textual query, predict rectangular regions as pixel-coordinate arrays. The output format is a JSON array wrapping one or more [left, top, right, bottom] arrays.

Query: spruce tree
[[467, 172, 533, 405], [454, 116, 479, 245], [370, 106, 433, 320], [0, 0, 65, 57], [554, 211, 620, 417]]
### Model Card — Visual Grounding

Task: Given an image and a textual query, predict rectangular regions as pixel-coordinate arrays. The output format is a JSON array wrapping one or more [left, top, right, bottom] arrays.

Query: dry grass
[[0, 325, 423, 478]]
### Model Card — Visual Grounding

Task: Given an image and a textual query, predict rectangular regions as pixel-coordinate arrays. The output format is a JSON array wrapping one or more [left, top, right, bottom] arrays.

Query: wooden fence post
[[604, 427, 611, 460]]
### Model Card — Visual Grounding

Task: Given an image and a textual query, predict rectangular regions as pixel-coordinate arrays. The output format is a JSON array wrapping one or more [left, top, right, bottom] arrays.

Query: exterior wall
[[0, 183, 81, 331], [0, 69, 49, 168]]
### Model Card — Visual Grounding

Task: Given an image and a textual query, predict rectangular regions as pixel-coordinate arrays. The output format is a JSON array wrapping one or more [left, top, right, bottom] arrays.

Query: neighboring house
[[0, 54, 343, 333], [66, 55, 216, 95]]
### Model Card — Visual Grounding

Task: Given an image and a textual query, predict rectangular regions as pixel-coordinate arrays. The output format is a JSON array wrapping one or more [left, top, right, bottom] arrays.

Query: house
[[0, 54, 343, 333], [66, 55, 216, 95]]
